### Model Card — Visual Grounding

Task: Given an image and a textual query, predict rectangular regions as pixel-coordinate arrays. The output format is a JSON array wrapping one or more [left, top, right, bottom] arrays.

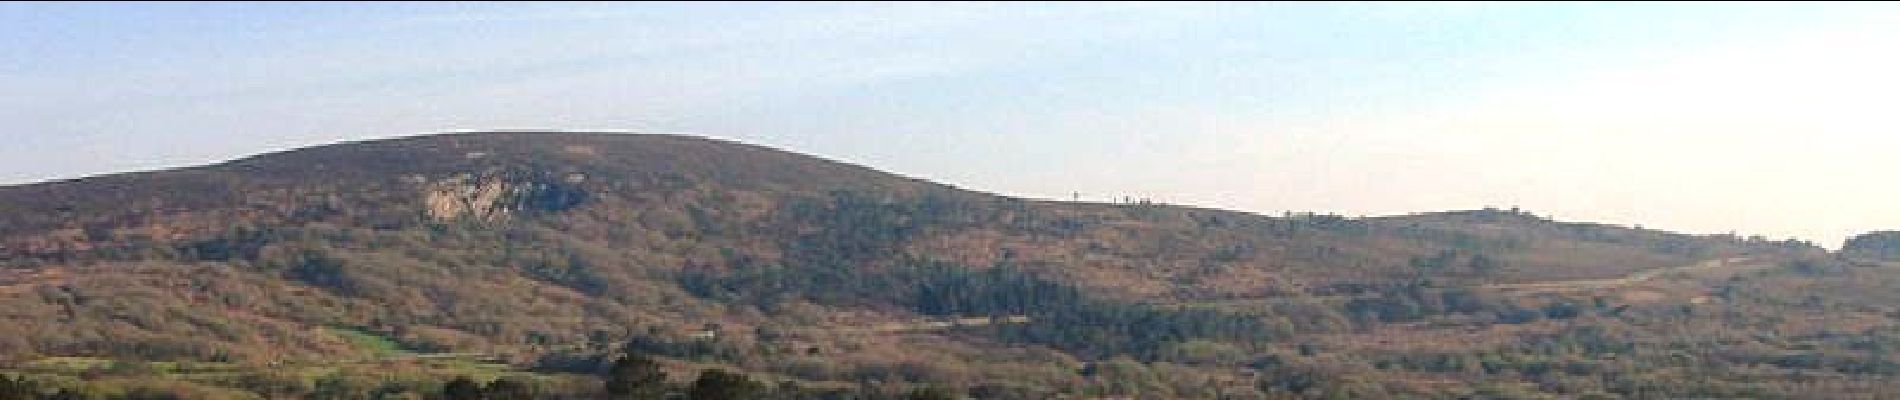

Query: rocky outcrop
[[421, 173, 587, 222], [423, 176, 517, 221]]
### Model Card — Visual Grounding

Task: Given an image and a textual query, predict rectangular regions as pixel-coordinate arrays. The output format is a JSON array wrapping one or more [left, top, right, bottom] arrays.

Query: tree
[[310, 374, 373, 400], [687, 369, 763, 400], [0, 374, 38, 400], [605, 354, 669, 400], [43, 389, 86, 400], [1087, 357, 1165, 397], [484, 378, 533, 400], [442, 376, 483, 400], [1543, 302, 1583, 319]]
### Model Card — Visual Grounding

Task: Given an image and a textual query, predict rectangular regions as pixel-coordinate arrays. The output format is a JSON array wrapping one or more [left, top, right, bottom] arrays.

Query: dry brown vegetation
[[0, 132, 1884, 399]]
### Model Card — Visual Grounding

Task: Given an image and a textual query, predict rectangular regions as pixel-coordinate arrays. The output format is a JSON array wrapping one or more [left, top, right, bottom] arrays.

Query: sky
[[4, 2, 1899, 247]]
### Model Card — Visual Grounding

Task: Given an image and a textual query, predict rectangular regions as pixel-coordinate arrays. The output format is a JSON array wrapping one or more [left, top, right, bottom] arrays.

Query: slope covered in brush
[[0, 132, 1825, 398]]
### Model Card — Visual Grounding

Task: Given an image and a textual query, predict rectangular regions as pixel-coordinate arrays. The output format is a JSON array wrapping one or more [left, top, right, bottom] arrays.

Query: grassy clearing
[[3, 328, 565, 398], [19, 356, 115, 373], [325, 326, 415, 357]]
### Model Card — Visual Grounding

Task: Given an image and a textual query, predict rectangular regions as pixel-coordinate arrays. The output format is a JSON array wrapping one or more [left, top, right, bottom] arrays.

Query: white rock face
[[423, 176, 520, 221]]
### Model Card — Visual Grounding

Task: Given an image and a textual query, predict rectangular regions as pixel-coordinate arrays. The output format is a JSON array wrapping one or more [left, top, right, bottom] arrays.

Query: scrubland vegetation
[[0, 133, 1887, 399]]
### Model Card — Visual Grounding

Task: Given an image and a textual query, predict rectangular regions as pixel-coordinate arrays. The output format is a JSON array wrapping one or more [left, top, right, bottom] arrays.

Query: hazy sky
[[5, 2, 1899, 247]]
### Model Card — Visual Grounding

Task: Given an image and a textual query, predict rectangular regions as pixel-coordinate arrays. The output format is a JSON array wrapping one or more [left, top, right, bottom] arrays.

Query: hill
[[1843, 231, 1900, 261], [0, 132, 1885, 399]]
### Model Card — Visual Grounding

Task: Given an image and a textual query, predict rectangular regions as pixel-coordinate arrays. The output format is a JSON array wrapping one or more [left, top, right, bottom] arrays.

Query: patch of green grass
[[326, 327, 415, 357], [415, 358, 516, 381], [5, 352, 572, 400], [19, 356, 116, 373], [15, 357, 248, 378]]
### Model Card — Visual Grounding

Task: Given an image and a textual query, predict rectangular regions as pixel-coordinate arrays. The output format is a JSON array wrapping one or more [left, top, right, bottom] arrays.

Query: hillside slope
[[0, 132, 1848, 399]]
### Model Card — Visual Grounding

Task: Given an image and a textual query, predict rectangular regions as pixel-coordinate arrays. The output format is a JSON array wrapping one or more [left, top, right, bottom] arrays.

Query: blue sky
[[5, 2, 1899, 246]]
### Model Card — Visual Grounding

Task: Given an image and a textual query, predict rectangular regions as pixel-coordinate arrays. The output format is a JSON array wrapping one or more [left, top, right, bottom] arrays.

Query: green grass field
[[325, 326, 416, 357]]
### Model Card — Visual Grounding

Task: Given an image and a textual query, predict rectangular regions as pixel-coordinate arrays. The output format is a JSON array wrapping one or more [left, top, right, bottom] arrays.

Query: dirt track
[[1484, 257, 1754, 294]]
